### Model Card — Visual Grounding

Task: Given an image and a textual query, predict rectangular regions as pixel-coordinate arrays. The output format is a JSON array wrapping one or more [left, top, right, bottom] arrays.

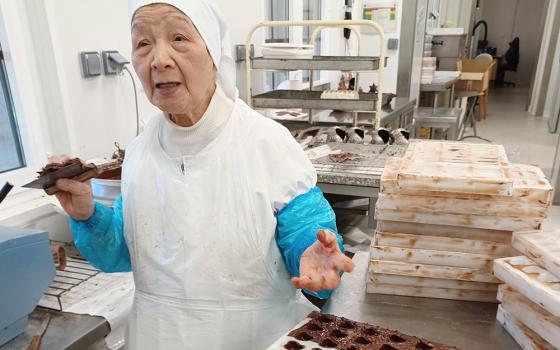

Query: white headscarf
[[129, 0, 238, 100]]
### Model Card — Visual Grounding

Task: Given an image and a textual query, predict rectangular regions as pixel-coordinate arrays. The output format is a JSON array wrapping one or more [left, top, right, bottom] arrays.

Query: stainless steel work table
[[420, 76, 458, 92], [323, 252, 520, 350], [312, 144, 408, 229], [420, 76, 458, 109], [1, 308, 110, 350]]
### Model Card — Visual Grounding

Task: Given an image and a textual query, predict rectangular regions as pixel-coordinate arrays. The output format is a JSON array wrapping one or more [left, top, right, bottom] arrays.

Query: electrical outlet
[[80, 52, 101, 78], [102, 50, 119, 75]]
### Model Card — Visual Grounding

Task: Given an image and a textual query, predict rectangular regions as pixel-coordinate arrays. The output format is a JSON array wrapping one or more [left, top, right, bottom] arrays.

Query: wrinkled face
[[131, 4, 216, 115]]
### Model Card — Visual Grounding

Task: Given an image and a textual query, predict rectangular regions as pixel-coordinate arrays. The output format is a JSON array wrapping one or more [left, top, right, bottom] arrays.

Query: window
[[266, 0, 290, 90], [265, 0, 324, 90], [0, 44, 25, 174], [302, 0, 322, 83]]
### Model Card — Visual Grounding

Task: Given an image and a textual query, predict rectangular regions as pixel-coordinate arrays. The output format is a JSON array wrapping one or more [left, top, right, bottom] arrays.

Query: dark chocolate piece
[[95, 166, 122, 180], [380, 345, 398, 350], [389, 334, 406, 343], [25, 159, 98, 194], [38, 158, 83, 176], [355, 337, 371, 345], [287, 311, 461, 350], [112, 143, 125, 163], [328, 152, 362, 163], [284, 340, 305, 350], [319, 338, 338, 348], [331, 330, 348, 339], [294, 332, 313, 341], [97, 142, 125, 180], [416, 342, 434, 350]]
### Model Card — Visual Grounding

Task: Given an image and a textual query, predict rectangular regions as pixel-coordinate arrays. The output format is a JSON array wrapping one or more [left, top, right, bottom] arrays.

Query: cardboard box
[[456, 59, 495, 92]]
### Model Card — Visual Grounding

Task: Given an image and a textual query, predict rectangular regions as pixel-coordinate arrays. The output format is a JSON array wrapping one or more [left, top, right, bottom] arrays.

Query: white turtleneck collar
[[159, 84, 235, 158]]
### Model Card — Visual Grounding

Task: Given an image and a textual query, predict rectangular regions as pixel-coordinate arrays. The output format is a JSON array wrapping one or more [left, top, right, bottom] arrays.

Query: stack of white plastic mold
[[493, 229, 560, 350], [424, 34, 433, 57], [421, 57, 436, 84], [368, 141, 553, 302]]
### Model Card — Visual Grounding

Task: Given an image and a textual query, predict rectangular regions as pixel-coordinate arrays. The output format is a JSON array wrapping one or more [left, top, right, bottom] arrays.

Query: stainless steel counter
[[323, 252, 520, 350], [313, 144, 407, 229], [1, 308, 109, 350], [420, 76, 458, 92]]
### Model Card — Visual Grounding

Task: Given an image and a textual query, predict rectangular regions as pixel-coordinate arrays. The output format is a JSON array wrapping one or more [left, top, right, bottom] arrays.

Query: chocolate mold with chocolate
[[266, 311, 461, 350]]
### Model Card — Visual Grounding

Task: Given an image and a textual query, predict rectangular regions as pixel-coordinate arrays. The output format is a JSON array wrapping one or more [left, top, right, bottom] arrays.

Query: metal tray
[[252, 90, 388, 111], [252, 55, 386, 71]]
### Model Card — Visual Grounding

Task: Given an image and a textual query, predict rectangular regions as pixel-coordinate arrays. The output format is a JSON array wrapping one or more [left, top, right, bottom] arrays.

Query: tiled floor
[[474, 87, 558, 178]]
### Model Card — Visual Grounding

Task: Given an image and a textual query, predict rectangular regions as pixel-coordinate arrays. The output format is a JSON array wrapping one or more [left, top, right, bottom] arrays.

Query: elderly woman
[[53, 0, 354, 349]]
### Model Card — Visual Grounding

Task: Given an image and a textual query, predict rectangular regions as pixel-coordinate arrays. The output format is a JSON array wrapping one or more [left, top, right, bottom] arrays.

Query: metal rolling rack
[[245, 19, 387, 129]]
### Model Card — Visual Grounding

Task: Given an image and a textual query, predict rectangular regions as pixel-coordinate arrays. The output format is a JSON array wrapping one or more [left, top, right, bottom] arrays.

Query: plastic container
[[260, 43, 314, 59], [91, 178, 121, 208]]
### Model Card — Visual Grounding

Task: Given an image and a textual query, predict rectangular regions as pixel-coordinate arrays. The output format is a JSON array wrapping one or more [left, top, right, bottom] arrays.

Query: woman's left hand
[[291, 230, 355, 292]]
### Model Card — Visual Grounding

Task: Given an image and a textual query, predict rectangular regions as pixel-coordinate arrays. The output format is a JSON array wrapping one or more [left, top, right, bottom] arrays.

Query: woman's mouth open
[[155, 82, 180, 96]]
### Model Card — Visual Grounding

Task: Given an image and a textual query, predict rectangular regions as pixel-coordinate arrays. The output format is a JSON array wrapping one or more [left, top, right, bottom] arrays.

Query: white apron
[[121, 101, 316, 349]]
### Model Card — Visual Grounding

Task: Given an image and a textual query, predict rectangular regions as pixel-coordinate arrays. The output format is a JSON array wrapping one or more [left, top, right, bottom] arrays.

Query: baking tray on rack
[[252, 90, 390, 111]]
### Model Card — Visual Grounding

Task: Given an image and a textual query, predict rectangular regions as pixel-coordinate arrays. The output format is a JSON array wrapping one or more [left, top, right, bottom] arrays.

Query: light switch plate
[[388, 38, 399, 50], [80, 51, 101, 77]]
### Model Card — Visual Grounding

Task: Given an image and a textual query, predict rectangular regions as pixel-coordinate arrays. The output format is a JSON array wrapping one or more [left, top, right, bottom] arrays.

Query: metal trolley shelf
[[245, 19, 387, 128], [251, 56, 387, 72], [251, 90, 390, 111]]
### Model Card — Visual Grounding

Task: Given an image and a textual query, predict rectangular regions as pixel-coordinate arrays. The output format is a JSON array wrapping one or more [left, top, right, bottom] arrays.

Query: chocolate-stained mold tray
[[369, 259, 499, 283], [496, 305, 555, 350], [513, 230, 560, 279], [375, 208, 542, 232], [396, 142, 513, 196], [373, 231, 515, 257], [370, 245, 496, 270], [381, 157, 552, 205], [498, 285, 560, 348], [267, 311, 460, 350], [493, 256, 560, 318], [376, 221, 512, 244]]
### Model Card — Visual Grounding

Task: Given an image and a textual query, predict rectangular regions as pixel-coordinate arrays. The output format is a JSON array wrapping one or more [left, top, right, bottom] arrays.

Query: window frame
[[0, 47, 27, 175], [0, 1, 49, 190]]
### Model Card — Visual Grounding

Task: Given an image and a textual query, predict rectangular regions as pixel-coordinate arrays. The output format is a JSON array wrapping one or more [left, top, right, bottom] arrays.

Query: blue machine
[[0, 226, 55, 346]]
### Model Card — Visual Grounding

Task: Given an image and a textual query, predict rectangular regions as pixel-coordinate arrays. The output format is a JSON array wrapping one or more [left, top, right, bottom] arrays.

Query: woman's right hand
[[49, 155, 95, 221]]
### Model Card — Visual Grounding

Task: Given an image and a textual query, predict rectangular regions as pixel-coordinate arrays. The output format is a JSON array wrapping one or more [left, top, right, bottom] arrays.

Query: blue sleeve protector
[[69, 195, 132, 272], [276, 187, 344, 299]]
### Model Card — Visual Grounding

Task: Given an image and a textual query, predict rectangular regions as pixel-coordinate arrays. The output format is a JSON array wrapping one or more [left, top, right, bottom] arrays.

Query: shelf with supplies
[[245, 19, 388, 128], [259, 96, 415, 131]]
